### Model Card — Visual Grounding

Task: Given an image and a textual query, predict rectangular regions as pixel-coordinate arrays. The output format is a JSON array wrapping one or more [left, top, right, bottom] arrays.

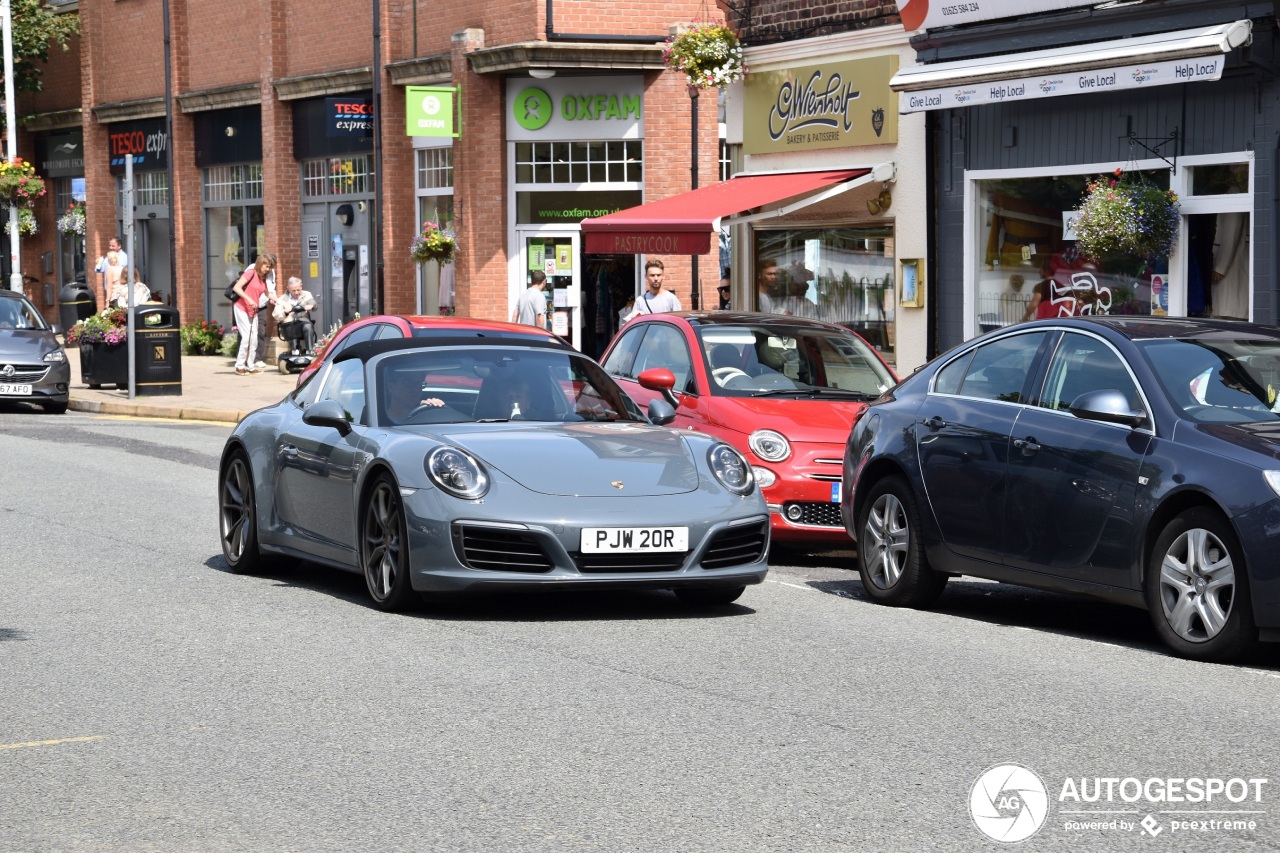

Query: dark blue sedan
[[841, 316, 1280, 661]]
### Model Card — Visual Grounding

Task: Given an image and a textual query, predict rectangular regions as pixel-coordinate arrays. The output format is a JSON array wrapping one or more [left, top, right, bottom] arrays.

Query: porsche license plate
[[581, 526, 689, 554], [0, 383, 32, 396]]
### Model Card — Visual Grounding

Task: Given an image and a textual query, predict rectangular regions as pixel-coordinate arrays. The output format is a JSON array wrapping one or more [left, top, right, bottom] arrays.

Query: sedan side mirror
[[303, 398, 353, 436], [647, 398, 676, 425], [1069, 389, 1146, 428], [638, 367, 679, 408]]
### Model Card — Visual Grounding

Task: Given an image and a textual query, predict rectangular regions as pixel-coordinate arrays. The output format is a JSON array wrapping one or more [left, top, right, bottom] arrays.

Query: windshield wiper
[[750, 387, 876, 400]]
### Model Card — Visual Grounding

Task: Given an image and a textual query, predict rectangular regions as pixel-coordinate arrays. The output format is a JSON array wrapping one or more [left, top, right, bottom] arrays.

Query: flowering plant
[[180, 319, 227, 355], [410, 220, 457, 266], [663, 22, 746, 91], [16, 207, 37, 237], [1072, 169, 1180, 261], [57, 201, 85, 236], [0, 157, 46, 207], [313, 321, 345, 360], [65, 307, 128, 347]]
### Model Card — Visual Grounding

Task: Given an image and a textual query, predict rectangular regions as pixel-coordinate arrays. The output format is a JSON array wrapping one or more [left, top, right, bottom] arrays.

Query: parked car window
[[1039, 333, 1141, 413], [1139, 336, 1280, 424], [697, 323, 893, 396], [632, 324, 695, 393], [317, 359, 366, 425], [934, 332, 1046, 403], [374, 322, 404, 340], [602, 325, 645, 378]]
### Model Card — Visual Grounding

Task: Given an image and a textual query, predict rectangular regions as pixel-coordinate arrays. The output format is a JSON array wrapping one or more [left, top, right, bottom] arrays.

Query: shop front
[[295, 95, 376, 328], [107, 118, 171, 295], [506, 76, 645, 354], [891, 3, 1268, 349], [39, 129, 86, 292], [196, 107, 264, 317]]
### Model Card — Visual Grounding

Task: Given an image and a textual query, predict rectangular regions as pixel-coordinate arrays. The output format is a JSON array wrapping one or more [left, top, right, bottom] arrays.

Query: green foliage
[[65, 308, 127, 346], [218, 330, 241, 358], [1073, 170, 1180, 261], [180, 319, 227, 355], [7, 0, 79, 96], [663, 23, 746, 91]]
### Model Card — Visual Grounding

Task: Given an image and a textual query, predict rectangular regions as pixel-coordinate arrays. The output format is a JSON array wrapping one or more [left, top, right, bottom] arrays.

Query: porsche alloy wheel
[[361, 475, 417, 612], [220, 451, 265, 574], [1147, 508, 1256, 661], [857, 476, 946, 608]]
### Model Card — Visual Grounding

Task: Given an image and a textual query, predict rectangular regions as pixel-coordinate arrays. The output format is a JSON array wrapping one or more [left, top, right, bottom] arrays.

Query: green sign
[[513, 88, 554, 131], [406, 86, 458, 138]]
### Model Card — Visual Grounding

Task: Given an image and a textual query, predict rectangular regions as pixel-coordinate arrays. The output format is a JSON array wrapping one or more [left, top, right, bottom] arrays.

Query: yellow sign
[[743, 55, 899, 154], [309, 261, 319, 279]]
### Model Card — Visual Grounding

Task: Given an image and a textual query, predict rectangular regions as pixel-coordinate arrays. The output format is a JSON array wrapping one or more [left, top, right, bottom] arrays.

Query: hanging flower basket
[[1072, 169, 1180, 261], [410, 221, 457, 266], [58, 201, 86, 236], [0, 157, 47, 208], [663, 22, 747, 92]]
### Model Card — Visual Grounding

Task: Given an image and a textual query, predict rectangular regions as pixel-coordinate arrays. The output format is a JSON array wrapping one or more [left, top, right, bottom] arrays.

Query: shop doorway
[[519, 230, 581, 349], [1185, 212, 1250, 321], [302, 200, 374, 329], [582, 254, 636, 358]]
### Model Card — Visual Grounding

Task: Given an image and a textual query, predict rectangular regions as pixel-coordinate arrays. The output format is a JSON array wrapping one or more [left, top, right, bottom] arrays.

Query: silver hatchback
[[0, 290, 70, 414]]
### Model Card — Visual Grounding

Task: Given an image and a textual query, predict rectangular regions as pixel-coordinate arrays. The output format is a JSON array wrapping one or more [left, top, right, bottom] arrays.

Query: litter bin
[[58, 281, 95, 331], [132, 304, 182, 396]]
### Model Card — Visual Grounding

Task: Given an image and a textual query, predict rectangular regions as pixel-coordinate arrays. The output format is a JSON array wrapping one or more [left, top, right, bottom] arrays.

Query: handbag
[[224, 281, 239, 302]]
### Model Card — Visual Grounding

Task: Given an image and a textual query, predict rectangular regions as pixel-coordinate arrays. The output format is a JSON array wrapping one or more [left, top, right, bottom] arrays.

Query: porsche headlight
[[749, 429, 790, 462], [709, 443, 754, 495], [425, 446, 489, 499], [43, 349, 66, 363]]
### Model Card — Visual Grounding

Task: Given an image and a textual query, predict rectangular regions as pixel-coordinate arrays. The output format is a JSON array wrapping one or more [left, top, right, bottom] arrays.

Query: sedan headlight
[[709, 443, 754, 495], [43, 349, 66, 363], [425, 446, 489, 499], [1265, 471, 1280, 499], [749, 429, 791, 462]]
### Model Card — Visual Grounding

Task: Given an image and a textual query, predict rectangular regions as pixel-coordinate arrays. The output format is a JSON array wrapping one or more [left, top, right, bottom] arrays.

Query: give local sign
[[506, 76, 643, 141]]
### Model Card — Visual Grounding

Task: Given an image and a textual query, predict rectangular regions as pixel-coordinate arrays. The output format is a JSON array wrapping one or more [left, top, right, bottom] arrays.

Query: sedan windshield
[[696, 324, 894, 398], [1138, 337, 1280, 423], [376, 347, 644, 426]]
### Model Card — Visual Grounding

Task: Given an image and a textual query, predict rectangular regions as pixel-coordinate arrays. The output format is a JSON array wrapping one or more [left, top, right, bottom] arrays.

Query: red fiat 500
[[601, 311, 896, 547]]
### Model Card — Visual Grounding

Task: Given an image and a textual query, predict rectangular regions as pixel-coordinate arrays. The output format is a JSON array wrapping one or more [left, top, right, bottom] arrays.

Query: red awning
[[581, 169, 871, 255]]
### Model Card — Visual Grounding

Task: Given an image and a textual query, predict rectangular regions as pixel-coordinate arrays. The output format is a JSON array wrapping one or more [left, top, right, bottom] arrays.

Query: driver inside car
[[382, 371, 444, 425]]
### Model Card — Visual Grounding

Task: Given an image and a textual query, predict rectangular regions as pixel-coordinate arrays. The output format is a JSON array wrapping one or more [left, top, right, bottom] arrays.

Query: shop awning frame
[[581, 163, 893, 255]]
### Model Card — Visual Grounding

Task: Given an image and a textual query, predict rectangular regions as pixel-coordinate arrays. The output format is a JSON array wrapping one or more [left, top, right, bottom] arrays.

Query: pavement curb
[[69, 398, 245, 424]]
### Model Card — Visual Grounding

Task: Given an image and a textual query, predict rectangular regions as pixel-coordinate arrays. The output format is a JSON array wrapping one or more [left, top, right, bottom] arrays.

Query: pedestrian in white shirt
[[512, 270, 548, 327], [625, 259, 681, 321]]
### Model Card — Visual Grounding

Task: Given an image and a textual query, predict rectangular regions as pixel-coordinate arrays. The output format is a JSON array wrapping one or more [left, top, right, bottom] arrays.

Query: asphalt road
[[2, 408, 1278, 852]]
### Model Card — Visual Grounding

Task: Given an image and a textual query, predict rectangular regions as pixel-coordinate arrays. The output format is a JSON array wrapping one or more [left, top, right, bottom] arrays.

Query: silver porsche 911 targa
[[218, 335, 770, 610]]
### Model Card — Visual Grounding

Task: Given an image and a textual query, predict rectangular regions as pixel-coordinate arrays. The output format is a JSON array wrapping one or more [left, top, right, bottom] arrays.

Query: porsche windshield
[[376, 347, 644, 426]]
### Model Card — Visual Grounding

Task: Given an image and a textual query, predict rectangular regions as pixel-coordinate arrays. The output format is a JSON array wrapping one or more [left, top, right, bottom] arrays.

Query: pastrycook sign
[[743, 55, 899, 154]]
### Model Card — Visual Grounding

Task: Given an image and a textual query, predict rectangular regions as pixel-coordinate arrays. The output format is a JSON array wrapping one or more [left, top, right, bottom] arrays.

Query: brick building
[[12, 0, 726, 357]]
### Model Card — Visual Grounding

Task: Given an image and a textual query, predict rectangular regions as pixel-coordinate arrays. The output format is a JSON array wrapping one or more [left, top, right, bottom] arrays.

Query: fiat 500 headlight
[[749, 429, 790, 462], [425, 446, 489, 499], [709, 443, 754, 496]]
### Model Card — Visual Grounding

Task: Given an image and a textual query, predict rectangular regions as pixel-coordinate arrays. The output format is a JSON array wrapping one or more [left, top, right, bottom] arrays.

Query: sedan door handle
[[923, 416, 947, 430], [1013, 436, 1041, 455]]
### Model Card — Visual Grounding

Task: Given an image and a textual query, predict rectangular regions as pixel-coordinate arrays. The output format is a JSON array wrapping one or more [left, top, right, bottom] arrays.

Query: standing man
[[95, 237, 128, 307], [512, 270, 548, 327], [756, 259, 779, 313], [625, 259, 681, 321]]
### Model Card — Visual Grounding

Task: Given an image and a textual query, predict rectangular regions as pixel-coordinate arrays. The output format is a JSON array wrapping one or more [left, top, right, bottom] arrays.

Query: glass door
[[520, 230, 581, 349]]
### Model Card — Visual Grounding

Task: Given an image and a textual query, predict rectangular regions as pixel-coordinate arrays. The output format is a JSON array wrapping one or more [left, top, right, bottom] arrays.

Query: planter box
[[79, 342, 129, 389]]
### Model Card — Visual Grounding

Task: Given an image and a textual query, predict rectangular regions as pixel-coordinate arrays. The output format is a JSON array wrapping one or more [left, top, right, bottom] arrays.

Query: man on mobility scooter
[[273, 276, 317, 374]]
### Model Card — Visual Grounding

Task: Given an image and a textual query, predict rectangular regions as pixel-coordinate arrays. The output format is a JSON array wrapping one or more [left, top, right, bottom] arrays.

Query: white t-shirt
[[514, 286, 547, 326], [626, 289, 681, 321]]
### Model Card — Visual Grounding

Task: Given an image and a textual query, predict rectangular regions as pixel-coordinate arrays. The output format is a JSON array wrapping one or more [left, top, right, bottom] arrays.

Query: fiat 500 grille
[[0, 364, 48, 383], [453, 525, 553, 573], [700, 521, 768, 569], [787, 502, 843, 528]]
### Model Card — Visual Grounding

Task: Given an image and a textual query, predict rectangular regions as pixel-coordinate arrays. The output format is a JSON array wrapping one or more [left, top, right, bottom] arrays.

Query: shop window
[[204, 164, 263, 203], [416, 147, 453, 190], [974, 172, 1168, 332], [754, 226, 896, 360], [117, 171, 168, 209], [302, 155, 374, 198], [513, 140, 643, 188], [1189, 163, 1248, 196]]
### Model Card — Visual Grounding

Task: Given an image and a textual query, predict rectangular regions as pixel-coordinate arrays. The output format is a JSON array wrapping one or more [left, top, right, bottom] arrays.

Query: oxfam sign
[[506, 76, 644, 141]]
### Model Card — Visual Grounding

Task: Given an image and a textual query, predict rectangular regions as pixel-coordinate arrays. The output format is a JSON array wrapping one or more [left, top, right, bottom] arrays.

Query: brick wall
[[735, 0, 900, 44]]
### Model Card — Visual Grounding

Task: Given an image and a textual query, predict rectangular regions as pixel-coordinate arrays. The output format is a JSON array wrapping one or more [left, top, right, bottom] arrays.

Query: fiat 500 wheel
[[361, 475, 417, 612], [857, 476, 946, 608], [1146, 508, 1256, 662]]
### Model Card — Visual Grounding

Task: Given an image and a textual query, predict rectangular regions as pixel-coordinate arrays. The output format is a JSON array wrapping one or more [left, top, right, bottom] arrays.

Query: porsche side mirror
[[1069, 389, 1146, 428], [647, 398, 676, 426], [638, 367, 679, 408], [303, 398, 353, 436]]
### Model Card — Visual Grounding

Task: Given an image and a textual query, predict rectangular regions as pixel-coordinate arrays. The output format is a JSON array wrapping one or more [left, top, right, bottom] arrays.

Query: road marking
[[0, 735, 105, 751], [766, 578, 816, 592]]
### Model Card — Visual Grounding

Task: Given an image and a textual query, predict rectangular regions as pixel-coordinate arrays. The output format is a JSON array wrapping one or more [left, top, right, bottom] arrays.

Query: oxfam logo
[[970, 764, 1049, 843], [420, 94, 441, 115], [514, 88, 553, 130]]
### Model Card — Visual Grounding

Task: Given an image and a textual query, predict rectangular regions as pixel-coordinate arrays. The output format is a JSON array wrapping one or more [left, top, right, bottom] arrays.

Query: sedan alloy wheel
[[857, 477, 946, 607]]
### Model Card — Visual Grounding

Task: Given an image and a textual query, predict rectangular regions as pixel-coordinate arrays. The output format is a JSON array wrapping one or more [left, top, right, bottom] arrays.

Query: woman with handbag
[[230, 255, 276, 375]]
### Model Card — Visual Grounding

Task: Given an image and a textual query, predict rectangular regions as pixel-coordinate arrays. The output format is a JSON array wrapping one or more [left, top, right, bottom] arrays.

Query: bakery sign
[[743, 55, 899, 154]]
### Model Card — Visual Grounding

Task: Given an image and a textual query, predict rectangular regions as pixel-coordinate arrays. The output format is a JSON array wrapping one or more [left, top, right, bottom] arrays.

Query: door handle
[[923, 415, 947, 430], [1013, 436, 1041, 455], [280, 444, 299, 458]]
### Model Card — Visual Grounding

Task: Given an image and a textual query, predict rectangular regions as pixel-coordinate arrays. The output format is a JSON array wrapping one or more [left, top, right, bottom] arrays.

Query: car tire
[[43, 400, 68, 414], [1145, 508, 1256, 662], [219, 450, 267, 574], [857, 476, 947, 607], [361, 474, 417, 612], [675, 585, 745, 606]]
